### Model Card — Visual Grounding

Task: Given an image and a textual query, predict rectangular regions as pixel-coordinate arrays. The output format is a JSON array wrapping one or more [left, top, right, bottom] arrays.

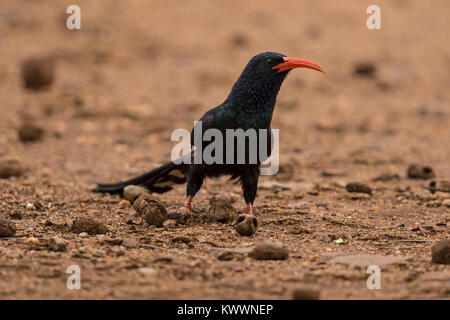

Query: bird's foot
[[185, 196, 193, 214], [246, 203, 253, 215]]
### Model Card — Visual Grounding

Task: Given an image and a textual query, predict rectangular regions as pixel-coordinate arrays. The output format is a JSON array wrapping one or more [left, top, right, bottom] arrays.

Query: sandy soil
[[0, 0, 449, 299]]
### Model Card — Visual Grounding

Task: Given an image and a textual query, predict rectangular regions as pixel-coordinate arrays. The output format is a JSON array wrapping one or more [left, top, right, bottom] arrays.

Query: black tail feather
[[95, 161, 187, 195]]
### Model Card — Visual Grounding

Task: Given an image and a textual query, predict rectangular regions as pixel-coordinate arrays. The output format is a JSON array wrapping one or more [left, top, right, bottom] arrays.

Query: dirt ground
[[0, 0, 449, 299]]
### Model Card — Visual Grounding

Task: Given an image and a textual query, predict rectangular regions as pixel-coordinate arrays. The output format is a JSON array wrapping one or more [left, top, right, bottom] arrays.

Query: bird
[[95, 52, 325, 215]]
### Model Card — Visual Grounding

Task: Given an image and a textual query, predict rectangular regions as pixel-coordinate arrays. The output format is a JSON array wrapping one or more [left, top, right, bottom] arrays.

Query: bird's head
[[228, 52, 324, 107]]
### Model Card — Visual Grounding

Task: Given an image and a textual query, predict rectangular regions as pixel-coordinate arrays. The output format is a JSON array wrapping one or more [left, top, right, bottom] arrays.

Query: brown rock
[[234, 214, 258, 236], [208, 201, 238, 223], [163, 219, 177, 228], [118, 199, 131, 208], [0, 217, 17, 237], [166, 206, 189, 224], [353, 61, 376, 78], [71, 216, 108, 235], [292, 286, 321, 300], [0, 158, 26, 179], [47, 237, 68, 252], [431, 240, 450, 264], [218, 251, 245, 261], [123, 185, 150, 203], [429, 180, 450, 193], [249, 239, 289, 260], [122, 238, 139, 249], [21, 56, 55, 91], [133, 193, 167, 227], [18, 121, 44, 142], [346, 182, 372, 195], [407, 164, 435, 179]]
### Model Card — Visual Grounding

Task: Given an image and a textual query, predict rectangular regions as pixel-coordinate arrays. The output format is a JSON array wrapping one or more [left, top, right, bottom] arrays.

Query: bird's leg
[[185, 164, 205, 214], [185, 196, 193, 213], [246, 203, 253, 215], [241, 166, 259, 215]]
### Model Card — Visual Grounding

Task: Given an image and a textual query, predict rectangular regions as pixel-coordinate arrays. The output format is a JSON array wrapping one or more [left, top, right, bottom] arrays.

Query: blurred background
[[0, 0, 448, 184]]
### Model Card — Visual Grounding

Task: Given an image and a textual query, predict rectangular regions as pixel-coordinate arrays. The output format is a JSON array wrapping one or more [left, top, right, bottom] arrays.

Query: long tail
[[95, 161, 188, 195]]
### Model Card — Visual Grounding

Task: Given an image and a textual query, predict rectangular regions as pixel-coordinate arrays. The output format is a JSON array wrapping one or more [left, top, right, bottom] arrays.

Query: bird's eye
[[265, 58, 273, 65]]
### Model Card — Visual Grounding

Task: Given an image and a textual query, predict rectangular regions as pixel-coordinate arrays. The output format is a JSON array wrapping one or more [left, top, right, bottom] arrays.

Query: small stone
[[25, 237, 40, 245], [234, 214, 258, 236], [118, 199, 131, 208], [292, 286, 321, 300], [47, 236, 68, 252], [208, 201, 238, 223], [9, 212, 22, 219], [372, 173, 400, 182], [133, 193, 167, 227], [163, 219, 177, 228], [0, 217, 16, 237], [431, 240, 450, 264], [123, 185, 149, 203], [353, 61, 376, 78], [26, 202, 36, 210], [122, 238, 139, 249], [166, 206, 189, 224], [138, 267, 157, 276], [407, 164, 435, 179], [104, 237, 123, 245], [345, 182, 372, 195], [18, 121, 44, 142], [171, 236, 191, 244], [429, 180, 450, 193], [217, 251, 245, 261], [249, 239, 289, 260], [21, 56, 55, 90], [0, 157, 26, 179], [71, 216, 108, 235]]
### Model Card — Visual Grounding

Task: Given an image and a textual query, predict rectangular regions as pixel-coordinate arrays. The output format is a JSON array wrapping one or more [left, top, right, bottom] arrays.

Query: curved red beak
[[273, 57, 325, 74]]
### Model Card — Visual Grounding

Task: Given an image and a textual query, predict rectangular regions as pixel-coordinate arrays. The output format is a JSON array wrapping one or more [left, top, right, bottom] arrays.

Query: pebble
[[25, 237, 40, 245], [429, 180, 450, 193], [138, 267, 157, 276], [249, 239, 289, 260], [118, 199, 131, 208], [163, 219, 177, 228], [0, 157, 26, 179], [166, 206, 189, 224], [47, 236, 68, 252], [21, 56, 55, 90], [123, 185, 150, 203], [353, 61, 376, 78], [18, 121, 44, 142], [234, 214, 258, 236], [207, 201, 238, 223], [26, 202, 36, 210], [345, 182, 372, 195], [71, 216, 108, 235], [0, 217, 16, 237], [431, 240, 450, 264], [133, 193, 167, 227], [122, 238, 139, 249], [292, 286, 321, 300], [407, 164, 435, 179], [218, 251, 245, 261]]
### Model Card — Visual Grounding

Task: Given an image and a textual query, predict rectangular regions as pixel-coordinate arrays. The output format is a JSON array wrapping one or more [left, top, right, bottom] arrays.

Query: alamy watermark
[[170, 121, 279, 175], [366, 265, 381, 290], [66, 265, 81, 290]]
